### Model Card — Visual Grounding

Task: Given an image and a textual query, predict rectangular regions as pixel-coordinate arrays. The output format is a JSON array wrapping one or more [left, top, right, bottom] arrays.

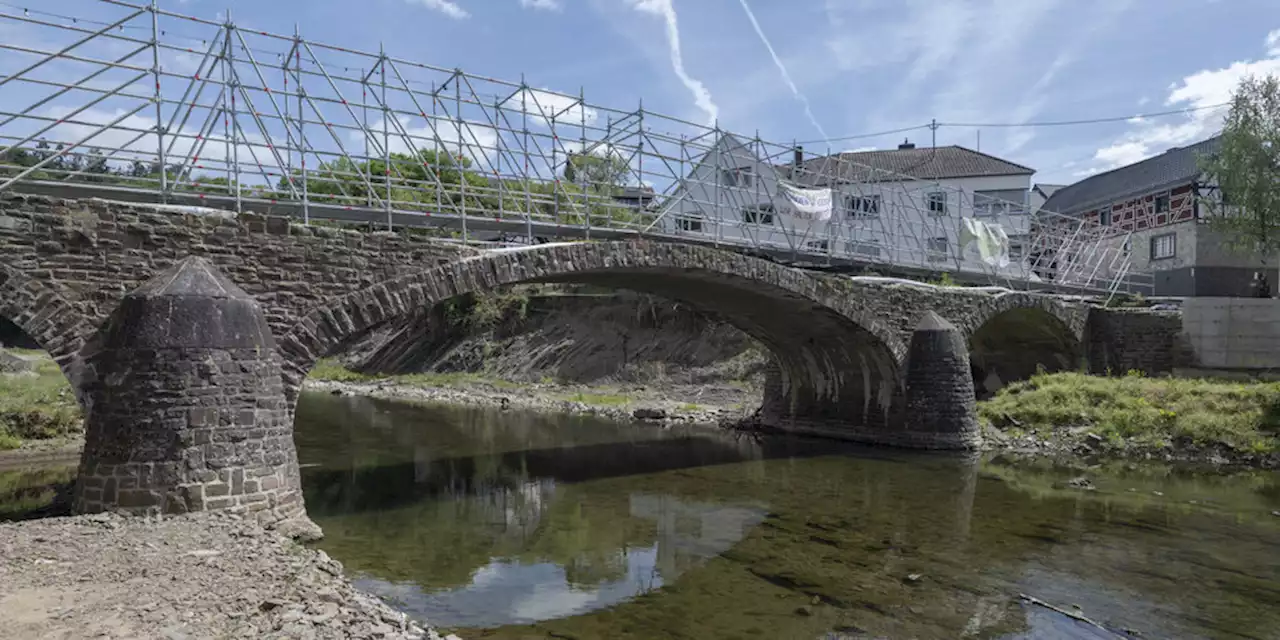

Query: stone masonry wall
[[1085, 308, 1195, 376], [0, 192, 476, 363]]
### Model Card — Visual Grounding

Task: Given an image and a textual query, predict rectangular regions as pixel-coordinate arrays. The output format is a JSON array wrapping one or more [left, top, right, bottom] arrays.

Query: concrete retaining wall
[[1182, 297, 1280, 369]]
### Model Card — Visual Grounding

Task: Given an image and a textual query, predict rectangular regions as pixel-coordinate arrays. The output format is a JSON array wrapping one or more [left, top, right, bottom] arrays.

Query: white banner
[[778, 181, 833, 221]]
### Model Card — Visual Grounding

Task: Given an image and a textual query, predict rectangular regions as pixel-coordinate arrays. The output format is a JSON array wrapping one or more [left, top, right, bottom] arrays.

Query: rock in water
[[633, 407, 667, 421]]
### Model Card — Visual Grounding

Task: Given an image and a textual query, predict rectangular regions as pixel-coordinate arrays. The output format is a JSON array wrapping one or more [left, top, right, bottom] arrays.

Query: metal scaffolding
[[0, 0, 1153, 295]]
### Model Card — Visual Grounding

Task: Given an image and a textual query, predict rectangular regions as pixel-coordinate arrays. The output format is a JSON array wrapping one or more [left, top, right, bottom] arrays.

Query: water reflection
[[293, 393, 1280, 639]]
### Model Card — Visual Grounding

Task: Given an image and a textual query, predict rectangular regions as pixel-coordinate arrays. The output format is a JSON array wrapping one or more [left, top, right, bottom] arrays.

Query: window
[[676, 217, 703, 233], [1009, 243, 1024, 259], [1150, 233, 1175, 260], [846, 241, 881, 258], [742, 204, 774, 226], [1099, 209, 1112, 226], [927, 237, 949, 261], [720, 165, 754, 188], [805, 239, 829, 252], [846, 194, 880, 218], [927, 192, 947, 216], [1155, 193, 1170, 213], [973, 189, 1026, 216]]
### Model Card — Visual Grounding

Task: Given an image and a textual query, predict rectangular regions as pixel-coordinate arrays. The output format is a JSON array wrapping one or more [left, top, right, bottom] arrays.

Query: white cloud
[[627, 0, 719, 127], [519, 0, 562, 10], [734, 0, 829, 141], [407, 0, 469, 20], [500, 88, 598, 129], [350, 115, 499, 167], [1090, 29, 1280, 171]]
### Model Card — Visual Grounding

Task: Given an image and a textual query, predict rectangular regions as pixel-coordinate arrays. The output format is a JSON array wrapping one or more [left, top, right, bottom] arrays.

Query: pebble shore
[[0, 511, 459, 640]]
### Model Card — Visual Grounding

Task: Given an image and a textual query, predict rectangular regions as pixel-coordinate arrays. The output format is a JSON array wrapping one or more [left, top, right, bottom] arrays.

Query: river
[[4, 393, 1280, 639]]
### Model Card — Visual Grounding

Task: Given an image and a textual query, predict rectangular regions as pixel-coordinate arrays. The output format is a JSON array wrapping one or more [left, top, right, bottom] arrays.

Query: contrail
[[736, 0, 829, 141], [630, 0, 720, 127]]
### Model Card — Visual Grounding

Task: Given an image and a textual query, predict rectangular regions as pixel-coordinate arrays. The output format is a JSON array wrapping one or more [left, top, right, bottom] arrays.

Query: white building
[[654, 135, 1038, 280]]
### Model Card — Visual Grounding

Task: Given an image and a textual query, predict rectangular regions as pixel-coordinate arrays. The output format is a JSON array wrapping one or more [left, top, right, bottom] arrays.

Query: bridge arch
[[964, 293, 1086, 398], [280, 241, 909, 437], [0, 262, 95, 392]]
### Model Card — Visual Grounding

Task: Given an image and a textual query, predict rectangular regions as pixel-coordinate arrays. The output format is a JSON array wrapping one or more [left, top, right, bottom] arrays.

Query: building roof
[[1041, 135, 1222, 215], [794, 144, 1035, 185], [1033, 183, 1065, 200]]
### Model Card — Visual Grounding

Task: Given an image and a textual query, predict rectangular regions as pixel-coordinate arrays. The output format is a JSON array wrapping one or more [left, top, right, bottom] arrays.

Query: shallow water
[[3, 393, 1279, 639], [292, 394, 1280, 640]]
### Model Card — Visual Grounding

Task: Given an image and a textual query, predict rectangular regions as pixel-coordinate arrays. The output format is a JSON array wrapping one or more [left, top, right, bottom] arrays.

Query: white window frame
[[1150, 233, 1176, 260], [846, 194, 881, 218], [677, 216, 703, 233], [742, 204, 775, 226], [805, 238, 830, 253], [927, 191, 947, 216], [926, 236, 949, 261], [846, 241, 881, 258], [721, 165, 754, 189]]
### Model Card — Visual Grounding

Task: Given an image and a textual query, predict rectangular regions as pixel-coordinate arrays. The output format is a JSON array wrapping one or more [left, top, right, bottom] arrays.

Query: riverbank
[[4, 351, 1279, 470], [980, 371, 1280, 469], [305, 359, 758, 428], [305, 362, 1280, 469], [0, 349, 79, 451], [0, 511, 454, 639]]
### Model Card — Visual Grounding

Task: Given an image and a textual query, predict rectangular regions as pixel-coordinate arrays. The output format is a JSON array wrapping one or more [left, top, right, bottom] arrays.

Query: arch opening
[[282, 243, 906, 440], [968, 307, 1081, 400], [0, 311, 83, 451]]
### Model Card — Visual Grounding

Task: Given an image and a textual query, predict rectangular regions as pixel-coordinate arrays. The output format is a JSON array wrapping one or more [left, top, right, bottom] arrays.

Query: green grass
[[564, 392, 631, 406], [308, 358, 380, 383], [979, 371, 1280, 455], [307, 358, 521, 390], [0, 356, 83, 449], [397, 371, 522, 390]]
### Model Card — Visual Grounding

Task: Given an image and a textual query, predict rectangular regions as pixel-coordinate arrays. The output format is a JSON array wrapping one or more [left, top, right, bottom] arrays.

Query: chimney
[[899, 138, 916, 150], [792, 145, 803, 179]]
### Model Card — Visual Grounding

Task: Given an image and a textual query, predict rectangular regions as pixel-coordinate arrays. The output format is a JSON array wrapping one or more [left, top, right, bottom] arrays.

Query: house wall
[[1083, 220, 1275, 297], [1044, 179, 1275, 296], [659, 141, 1034, 278]]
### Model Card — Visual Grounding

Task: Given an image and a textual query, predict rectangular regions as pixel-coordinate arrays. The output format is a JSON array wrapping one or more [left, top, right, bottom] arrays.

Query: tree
[[84, 147, 110, 182], [563, 149, 630, 193], [1199, 74, 1280, 272]]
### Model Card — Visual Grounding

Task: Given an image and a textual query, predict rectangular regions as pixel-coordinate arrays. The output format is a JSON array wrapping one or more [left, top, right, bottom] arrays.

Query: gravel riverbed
[[0, 511, 457, 640], [303, 378, 757, 427]]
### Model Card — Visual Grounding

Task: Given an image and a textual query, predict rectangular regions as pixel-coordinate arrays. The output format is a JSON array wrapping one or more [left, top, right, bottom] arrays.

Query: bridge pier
[[72, 257, 319, 539], [901, 312, 981, 449], [760, 312, 981, 449]]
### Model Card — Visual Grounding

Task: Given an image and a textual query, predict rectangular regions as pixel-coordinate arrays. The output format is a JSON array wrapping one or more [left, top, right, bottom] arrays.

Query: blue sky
[[8, 0, 1280, 185]]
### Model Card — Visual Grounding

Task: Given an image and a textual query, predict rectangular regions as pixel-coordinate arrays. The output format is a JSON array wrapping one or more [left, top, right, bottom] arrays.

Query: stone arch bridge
[[0, 194, 1182, 534]]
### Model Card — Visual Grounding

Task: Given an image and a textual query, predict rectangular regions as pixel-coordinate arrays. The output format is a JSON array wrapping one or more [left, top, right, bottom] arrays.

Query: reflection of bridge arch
[[282, 242, 908, 440]]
